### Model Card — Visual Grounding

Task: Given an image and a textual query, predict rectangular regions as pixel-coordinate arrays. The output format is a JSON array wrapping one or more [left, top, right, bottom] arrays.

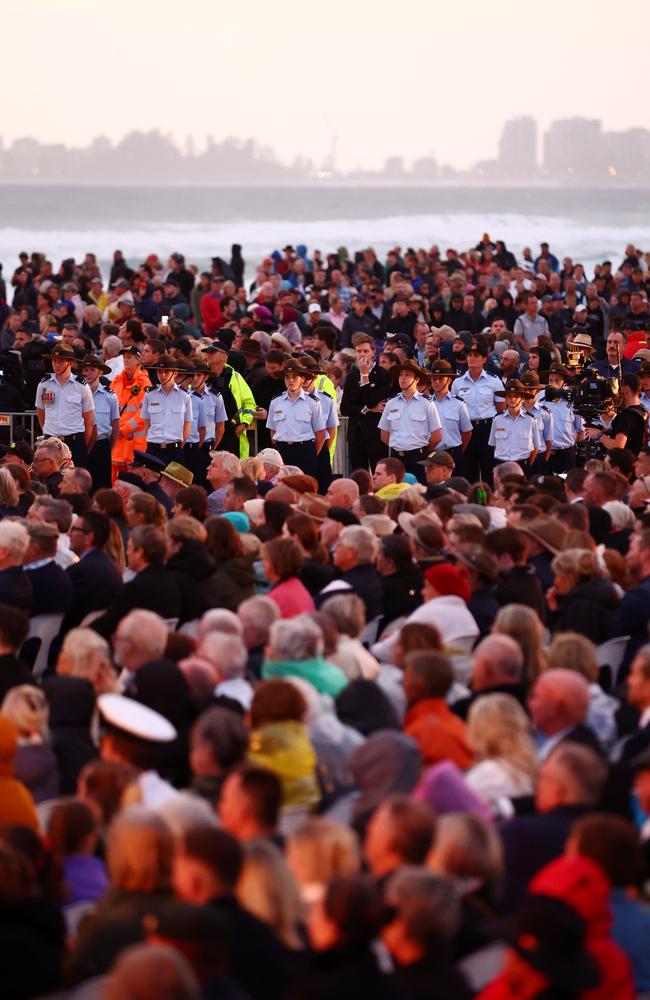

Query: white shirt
[[106, 356, 124, 379], [372, 595, 478, 663], [465, 758, 535, 806]]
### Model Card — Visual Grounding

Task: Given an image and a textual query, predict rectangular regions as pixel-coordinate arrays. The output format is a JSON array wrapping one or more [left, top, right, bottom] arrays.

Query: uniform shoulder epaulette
[[145, 385, 155, 393], [99, 376, 112, 389], [308, 392, 319, 401], [39, 374, 53, 383], [270, 390, 285, 402], [386, 391, 400, 400], [76, 375, 86, 385], [541, 404, 551, 413]]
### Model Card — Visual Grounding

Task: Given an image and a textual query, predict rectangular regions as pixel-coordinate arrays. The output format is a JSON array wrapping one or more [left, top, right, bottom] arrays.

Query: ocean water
[[0, 183, 648, 277]]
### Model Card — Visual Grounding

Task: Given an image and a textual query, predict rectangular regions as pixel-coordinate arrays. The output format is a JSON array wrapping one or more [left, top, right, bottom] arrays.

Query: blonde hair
[[58, 627, 116, 694], [545, 632, 598, 683], [552, 547, 601, 583], [1, 685, 49, 739], [467, 693, 538, 782], [493, 604, 545, 686], [167, 515, 207, 544], [236, 839, 304, 949], [107, 807, 173, 892], [106, 520, 126, 573], [287, 818, 360, 887], [241, 457, 264, 482], [0, 468, 19, 509], [428, 812, 504, 886]]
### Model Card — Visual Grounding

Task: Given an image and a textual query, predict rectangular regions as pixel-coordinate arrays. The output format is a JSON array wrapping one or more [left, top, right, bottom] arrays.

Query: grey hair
[[338, 525, 377, 565], [384, 867, 461, 948], [60, 627, 111, 673], [198, 632, 247, 680], [208, 451, 242, 479], [238, 596, 280, 648], [493, 461, 524, 484], [603, 500, 636, 532], [546, 742, 608, 807], [103, 335, 123, 358], [199, 609, 243, 641], [118, 610, 168, 662], [268, 614, 324, 662], [321, 593, 366, 638], [250, 330, 272, 352], [473, 634, 523, 681], [0, 520, 29, 562]]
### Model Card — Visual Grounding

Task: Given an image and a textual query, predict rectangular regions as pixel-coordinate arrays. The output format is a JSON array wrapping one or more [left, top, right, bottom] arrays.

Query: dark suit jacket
[[0, 566, 32, 613], [26, 561, 73, 617], [499, 804, 590, 913], [64, 548, 124, 629], [340, 365, 393, 442], [92, 565, 182, 639], [452, 681, 528, 721], [0, 652, 33, 703]]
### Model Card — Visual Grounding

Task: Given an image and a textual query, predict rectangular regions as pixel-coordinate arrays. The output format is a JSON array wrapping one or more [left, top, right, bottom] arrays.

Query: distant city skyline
[[2, 116, 649, 184], [1, 0, 648, 173]]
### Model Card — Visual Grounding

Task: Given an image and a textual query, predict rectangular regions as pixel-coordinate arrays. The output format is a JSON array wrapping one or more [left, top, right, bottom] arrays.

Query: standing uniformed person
[[298, 354, 339, 493], [110, 345, 152, 482], [377, 359, 442, 483], [266, 359, 326, 479], [521, 371, 554, 472], [182, 358, 227, 488], [639, 361, 650, 415], [141, 354, 193, 461], [489, 380, 540, 474], [540, 363, 585, 473], [76, 354, 119, 490], [35, 343, 95, 468], [450, 336, 504, 484], [428, 359, 473, 475], [201, 341, 256, 460]]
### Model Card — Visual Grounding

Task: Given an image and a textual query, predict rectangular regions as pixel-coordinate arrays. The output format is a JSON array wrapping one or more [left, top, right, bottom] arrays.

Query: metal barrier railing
[[4, 411, 352, 475]]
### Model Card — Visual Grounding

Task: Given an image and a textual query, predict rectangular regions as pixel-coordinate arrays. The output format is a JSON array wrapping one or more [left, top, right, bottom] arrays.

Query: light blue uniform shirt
[[36, 373, 94, 436], [433, 392, 472, 449], [526, 401, 554, 446], [488, 409, 541, 461], [451, 369, 503, 420], [141, 382, 193, 444], [377, 392, 441, 450], [314, 389, 339, 431], [538, 395, 584, 449], [92, 383, 119, 439], [266, 389, 326, 442], [641, 393, 650, 415], [190, 387, 227, 443]]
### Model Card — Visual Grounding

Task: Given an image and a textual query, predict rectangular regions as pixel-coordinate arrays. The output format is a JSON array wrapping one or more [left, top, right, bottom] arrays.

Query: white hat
[[308, 302, 321, 314], [98, 693, 177, 743], [256, 448, 284, 469], [117, 292, 135, 307]]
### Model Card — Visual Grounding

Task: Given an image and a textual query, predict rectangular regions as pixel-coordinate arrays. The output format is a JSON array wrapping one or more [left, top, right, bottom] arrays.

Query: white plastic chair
[[79, 609, 106, 627], [360, 615, 382, 647], [179, 619, 200, 638], [596, 635, 631, 691], [21, 613, 64, 680]]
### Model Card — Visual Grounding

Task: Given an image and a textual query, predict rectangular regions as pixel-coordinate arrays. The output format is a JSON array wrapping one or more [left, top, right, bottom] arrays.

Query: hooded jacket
[[529, 856, 634, 1000], [550, 577, 619, 645]]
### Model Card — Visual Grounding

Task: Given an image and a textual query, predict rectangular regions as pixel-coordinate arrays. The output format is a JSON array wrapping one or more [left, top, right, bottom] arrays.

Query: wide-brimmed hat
[[240, 339, 263, 358], [452, 503, 491, 529], [520, 371, 546, 391], [44, 343, 78, 363], [398, 510, 442, 540], [151, 353, 183, 372], [160, 462, 193, 487], [282, 359, 310, 376], [543, 362, 570, 381], [519, 516, 567, 555], [495, 379, 535, 399], [77, 353, 111, 375], [295, 494, 329, 522], [132, 450, 166, 473], [201, 341, 229, 355], [361, 514, 397, 538], [454, 544, 498, 583], [396, 359, 425, 379], [428, 360, 459, 379], [570, 332, 596, 354], [189, 357, 211, 374], [295, 353, 325, 376]]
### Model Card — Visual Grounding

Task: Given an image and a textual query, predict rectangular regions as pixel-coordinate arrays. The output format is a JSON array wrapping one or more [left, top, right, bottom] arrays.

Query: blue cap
[[222, 512, 250, 534]]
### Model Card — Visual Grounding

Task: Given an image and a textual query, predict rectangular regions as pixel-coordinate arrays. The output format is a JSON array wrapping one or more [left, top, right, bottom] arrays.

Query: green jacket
[[261, 656, 348, 697]]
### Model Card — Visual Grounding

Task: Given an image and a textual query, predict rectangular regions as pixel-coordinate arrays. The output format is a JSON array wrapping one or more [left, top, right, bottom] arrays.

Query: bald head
[[325, 478, 360, 509], [529, 668, 590, 736]]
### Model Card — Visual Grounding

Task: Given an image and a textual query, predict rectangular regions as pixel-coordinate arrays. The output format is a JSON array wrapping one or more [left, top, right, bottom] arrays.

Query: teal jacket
[[261, 656, 348, 697]]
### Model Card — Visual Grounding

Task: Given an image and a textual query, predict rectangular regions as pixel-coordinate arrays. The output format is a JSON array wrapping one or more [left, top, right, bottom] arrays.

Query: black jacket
[[0, 652, 33, 704], [43, 677, 97, 795], [467, 586, 499, 638], [26, 559, 73, 617], [167, 540, 215, 623], [92, 565, 182, 638], [550, 577, 619, 645], [340, 364, 393, 443], [0, 565, 32, 613], [495, 564, 546, 623], [292, 942, 401, 1000], [381, 568, 423, 626], [64, 548, 124, 629], [323, 564, 384, 622], [202, 555, 256, 613], [453, 681, 528, 721]]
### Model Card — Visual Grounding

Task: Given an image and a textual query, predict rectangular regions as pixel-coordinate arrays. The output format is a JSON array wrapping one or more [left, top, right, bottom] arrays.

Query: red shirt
[[268, 577, 315, 619]]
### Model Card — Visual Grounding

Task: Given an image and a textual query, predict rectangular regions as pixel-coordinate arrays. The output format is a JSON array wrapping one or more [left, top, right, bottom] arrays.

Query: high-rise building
[[498, 117, 537, 179], [542, 118, 603, 178]]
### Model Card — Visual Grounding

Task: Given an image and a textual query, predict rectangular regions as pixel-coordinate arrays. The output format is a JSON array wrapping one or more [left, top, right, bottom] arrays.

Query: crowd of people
[[0, 238, 649, 997]]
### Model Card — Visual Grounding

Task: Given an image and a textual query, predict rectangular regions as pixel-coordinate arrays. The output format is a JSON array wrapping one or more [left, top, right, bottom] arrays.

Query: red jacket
[[404, 697, 473, 770], [200, 292, 223, 335]]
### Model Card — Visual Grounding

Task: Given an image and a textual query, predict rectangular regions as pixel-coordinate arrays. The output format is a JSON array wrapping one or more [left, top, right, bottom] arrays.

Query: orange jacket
[[110, 368, 151, 466], [404, 697, 473, 770]]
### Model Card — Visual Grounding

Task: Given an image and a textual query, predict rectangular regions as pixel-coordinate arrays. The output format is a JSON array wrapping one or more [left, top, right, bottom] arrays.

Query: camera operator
[[585, 373, 646, 457], [542, 363, 585, 474]]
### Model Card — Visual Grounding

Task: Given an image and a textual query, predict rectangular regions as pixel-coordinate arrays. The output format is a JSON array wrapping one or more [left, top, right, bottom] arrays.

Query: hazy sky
[[3, 0, 649, 171]]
